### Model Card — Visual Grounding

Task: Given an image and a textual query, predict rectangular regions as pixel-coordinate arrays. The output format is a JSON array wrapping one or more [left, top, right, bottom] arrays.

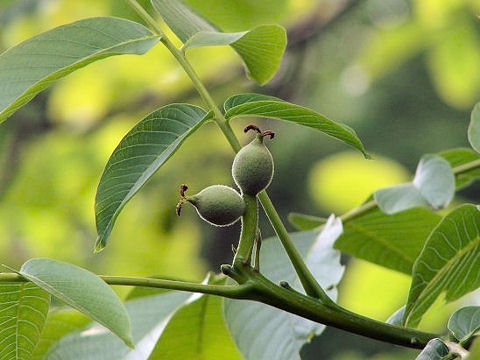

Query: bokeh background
[[1, 0, 480, 358]]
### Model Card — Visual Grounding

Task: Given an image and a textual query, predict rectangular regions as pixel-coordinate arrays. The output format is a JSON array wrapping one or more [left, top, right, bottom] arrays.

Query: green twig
[[233, 193, 258, 266]]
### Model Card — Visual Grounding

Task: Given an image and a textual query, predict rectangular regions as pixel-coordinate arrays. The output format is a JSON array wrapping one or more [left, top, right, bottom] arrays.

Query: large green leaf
[[224, 217, 344, 360], [468, 102, 480, 153], [0, 282, 50, 360], [151, 0, 286, 84], [223, 93, 368, 157], [0, 17, 160, 122], [439, 148, 480, 189], [149, 276, 243, 359], [448, 306, 480, 342], [45, 291, 190, 359], [33, 309, 89, 360], [20, 258, 133, 347], [374, 155, 455, 214], [335, 207, 441, 274], [415, 339, 449, 360], [94, 104, 208, 251], [403, 204, 480, 327]]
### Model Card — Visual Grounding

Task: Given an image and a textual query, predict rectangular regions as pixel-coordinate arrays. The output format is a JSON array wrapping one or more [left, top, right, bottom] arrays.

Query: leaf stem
[[125, 0, 165, 35], [0, 272, 253, 299], [233, 194, 258, 266]]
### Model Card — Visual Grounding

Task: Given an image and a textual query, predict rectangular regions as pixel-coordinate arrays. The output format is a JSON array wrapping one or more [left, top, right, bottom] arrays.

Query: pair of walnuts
[[177, 125, 274, 226]]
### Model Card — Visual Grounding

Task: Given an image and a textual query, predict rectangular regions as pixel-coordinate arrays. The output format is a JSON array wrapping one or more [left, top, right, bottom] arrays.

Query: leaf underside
[[0, 17, 160, 122]]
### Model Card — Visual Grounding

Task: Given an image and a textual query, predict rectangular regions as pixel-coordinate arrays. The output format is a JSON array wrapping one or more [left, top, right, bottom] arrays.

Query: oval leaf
[[149, 277, 242, 359], [468, 102, 480, 153], [225, 220, 344, 360], [336, 207, 441, 274], [20, 258, 133, 347], [224, 93, 368, 157], [0, 282, 50, 360], [94, 103, 208, 251], [45, 291, 190, 359], [0, 17, 160, 122], [404, 204, 480, 327], [416, 339, 449, 360], [448, 306, 480, 342], [375, 155, 455, 214], [150, 0, 286, 84]]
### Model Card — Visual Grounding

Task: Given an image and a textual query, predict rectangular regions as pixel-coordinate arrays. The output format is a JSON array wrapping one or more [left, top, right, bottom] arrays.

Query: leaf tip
[[93, 236, 106, 253]]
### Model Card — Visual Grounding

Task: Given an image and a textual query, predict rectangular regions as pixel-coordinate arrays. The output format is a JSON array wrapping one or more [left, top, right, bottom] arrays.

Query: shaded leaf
[[20, 258, 133, 347], [0, 17, 160, 122], [448, 306, 480, 342], [404, 204, 480, 327], [224, 94, 368, 157], [225, 219, 344, 360], [415, 339, 449, 360], [0, 282, 50, 360], [288, 212, 327, 231], [151, 0, 286, 84], [94, 104, 208, 251], [149, 276, 243, 359], [45, 291, 190, 359], [375, 155, 455, 214], [386, 305, 405, 326], [439, 148, 480, 189], [335, 207, 441, 274], [33, 309, 89, 360], [469, 103, 480, 153]]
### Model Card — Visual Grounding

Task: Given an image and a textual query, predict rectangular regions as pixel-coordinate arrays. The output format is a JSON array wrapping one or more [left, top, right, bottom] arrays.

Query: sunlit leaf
[[0, 17, 160, 122], [151, 0, 286, 84], [439, 148, 480, 189], [224, 93, 368, 157], [335, 207, 441, 274], [375, 155, 455, 214], [288, 212, 326, 231], [150, 276, 243, 359], [94, 104, 209, 251], [225, 218, 344, 360], [467, 338, 480, 359], [45, 291, 190, 359], [448, 306, 480, 342], [404, 204, 480, 327], [415, 339, 449, 360], [33, 309, 89, 360], [20, 258, 133, 347], [0, 282, 50, 360]]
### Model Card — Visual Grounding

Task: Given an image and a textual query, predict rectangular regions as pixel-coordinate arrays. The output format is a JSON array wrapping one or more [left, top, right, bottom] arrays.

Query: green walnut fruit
[[177, 184, 245, 227], [232, 125, 274, 196]]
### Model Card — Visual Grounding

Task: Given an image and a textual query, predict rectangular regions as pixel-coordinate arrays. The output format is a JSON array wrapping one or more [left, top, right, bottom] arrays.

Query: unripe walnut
[[177, 184, 245, 227], [232, 125, 274, 196]]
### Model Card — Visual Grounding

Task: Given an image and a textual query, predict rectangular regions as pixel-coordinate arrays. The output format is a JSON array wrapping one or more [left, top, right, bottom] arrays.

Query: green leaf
[[439, 148, 480, 189], [223, 93, 368, 157], [469, 103, 480, 153], [375, 155, 455, 214], [33, 309, 89, 360], [20, 258, 133, 347], [94, 104, 208, 251], [335, 207, 441, 274], [0, 17, 160, 122], [288, 212, 327, 231], [225, 217, 344, 360], [149, 276, 243, 359], [403, 204, 480, 327], [415, 339, 449, 360], [448, 306, 480, 342], [45, 291, 190, 359], [151, 0, 286, 84], [0, 282, 50, 360]]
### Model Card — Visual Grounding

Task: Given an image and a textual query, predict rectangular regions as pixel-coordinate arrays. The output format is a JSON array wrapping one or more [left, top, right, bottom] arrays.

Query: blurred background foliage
[[1, 0, 480, 358]]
